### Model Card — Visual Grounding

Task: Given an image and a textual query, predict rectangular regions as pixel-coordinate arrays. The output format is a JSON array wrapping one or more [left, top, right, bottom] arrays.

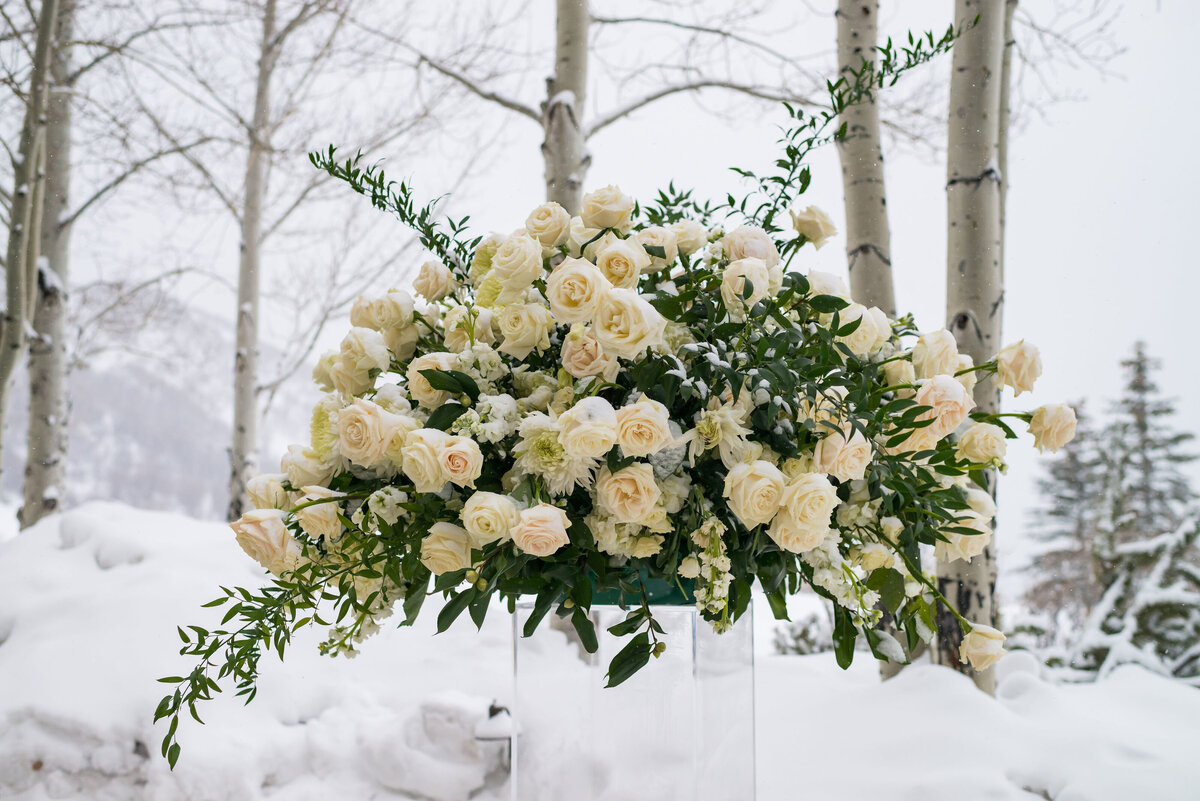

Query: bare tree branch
[[591, 14, 798, 68], [414, 52, 541, 123]]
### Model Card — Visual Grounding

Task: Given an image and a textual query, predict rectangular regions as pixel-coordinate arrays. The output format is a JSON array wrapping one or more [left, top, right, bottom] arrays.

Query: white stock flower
[[789, 206, 838, 249], [412, 260, 456, 301]]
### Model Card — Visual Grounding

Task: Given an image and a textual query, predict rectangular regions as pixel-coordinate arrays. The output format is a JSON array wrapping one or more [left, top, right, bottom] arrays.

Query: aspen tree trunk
[[542, 0, 589, 214], [227, 0, 276, 522], [0, 0, 60, 484], [835, 0, 895, 317], [22, 0, 75, 529], [933, 0, 1006, 694]]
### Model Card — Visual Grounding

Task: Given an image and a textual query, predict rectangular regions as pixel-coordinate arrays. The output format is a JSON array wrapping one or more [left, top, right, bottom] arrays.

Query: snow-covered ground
[[1, 503, 1198, 801]]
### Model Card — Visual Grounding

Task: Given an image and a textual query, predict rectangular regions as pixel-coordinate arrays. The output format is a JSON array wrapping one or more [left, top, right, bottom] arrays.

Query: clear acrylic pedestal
[[511, 601, 755, 801]]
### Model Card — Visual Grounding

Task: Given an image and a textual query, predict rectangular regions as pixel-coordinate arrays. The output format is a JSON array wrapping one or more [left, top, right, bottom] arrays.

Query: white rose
[[558, 396, 619, 459], [807, 269, 850, 299], [965, 487, 997, 520], [413, 260, 456, 301], [490, 234, 545, 303], [246, 473, 292, 510], [956, 422, 1007, 464], [635, 226, 679, 270], [813, 426, 873, 483], [420, 522, 472, 575], [596, 463, 662, 524], [995, 340, 1042, 396], [337, 398, 405, 467], [838, 303, 891, 357], [789, 205, 838, 249], [384, 325, 421, 361], [723, 460, 786, 529], [566, 216, 603, 259], [595, 239, 650, 288], [525, 202, 571, 249], [294, 485, 343, 541], [402, 428, 452, 493], [722, 225, 779, 269], [959, 623, 1006, 670], [510, 503, 572, 557], [407, 351, 459, 409], [721, 257, 771, 318], [914, 374, 977, 442], [439, 435, 484, 488], [280, 444, 334, 489], [340, 326, 391, 374], [670, 219, 709, 256], [883, 359, 917, 397], [1029, 403, 1077, 453], [956, 353, 978, 395], [912, 330, 960, 380], [496, 302, 554, 360], [935, 511, 991, 563], [546, 257, 612, 324], [767, 472, 836, 552], [312, 350, 337, 393], [615, 397, 673, 457], [593, 288, 667, 359], [442, 305, 496, 353], [857, 542, 896, 572], [561, 324, 620, 382], [328, 358, 371, 397], [580, 185, 635, 232], [351, 289, 415, 331], [231, 509, 302, 576], [461, 492, 520, 548]]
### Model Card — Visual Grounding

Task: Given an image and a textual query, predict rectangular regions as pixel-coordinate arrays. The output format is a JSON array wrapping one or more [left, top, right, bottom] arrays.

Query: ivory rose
[[593, 288, 667, 359], [412, 260, 456, 301], [231, 509, 301, 576], [996, 340, 1042, 396], [767, 472, 837, 552], [294, 486, 343, 541], [350, 289, 414, 331], [401, 428, 452, 493], [722, 225, 779, 269], [789, 205, 837, 249], [597, 463, 662, 524], [912, 330, 960, 379], [807, 269, 850, 298], [561, 324, 620, 381], [338, 398, 406, 467], [721, 257, 770, 317], [496, 302, 554, 360], [813, 426, 873, 483], [595, 239, 650, 288], [461, 491, 520, 548], [838, 303, 891, 357], [246, 473, 291, 511], [407, 352, 459, 409], [635, 226, 679, 270], [956, 422, 1007, 465], [419, 522, 472, 575], [524, 201, 571, 248], [883, 358, 916, 398], [669, 219, 708, 255], [935, 512, 991, 563], [384, 325, 421, 361], [955, 354, 978, 395], [914, 374, 977, 442], [340, 327, 391, 373], [489, 234, 544, 303], [439, 435, 484, 488], [959, 624, 1006, 670], [1028, 403, 1077, 453], [580, 185, 635, 232], [615, 397, 673, 457], [557, 396, 619, 459], [546, 257, 611, 323], [723, 460, 786, 528], [511, 504, 572, 557], [280, 444, 334, 489], [965, 487, 997, 520]]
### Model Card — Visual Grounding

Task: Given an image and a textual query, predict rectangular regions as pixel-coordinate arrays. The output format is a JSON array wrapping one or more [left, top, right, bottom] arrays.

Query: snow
[[2, 503, 1199, 801]]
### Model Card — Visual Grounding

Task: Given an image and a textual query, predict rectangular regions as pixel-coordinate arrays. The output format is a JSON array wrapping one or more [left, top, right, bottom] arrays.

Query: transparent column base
[[511, 602, 755, 801]]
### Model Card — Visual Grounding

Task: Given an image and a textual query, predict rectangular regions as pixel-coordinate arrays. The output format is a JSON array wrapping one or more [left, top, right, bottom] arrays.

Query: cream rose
[[956, 422, 1007, 465], [351, 289, 415, 331], [246, 473, 292, 510], [722, 225, 780, 269], [565, 216, 602, 259], [838, 303, 891, 357], [883, 358, 917, 398], [557, 396, 619, 459], [420, 522, 472, 575], [634, 226, 679, 271], [912, 330, 960, 379], [813, 426, 873, 483], [1029, 403, 1077, 453], [959, 623, 1006, 670], [766, 472, 837, 552], [807, 269, 850, 299], [546, 257, 611, 324], [384, 325, 420, 361], [340, 327, 390, 373], [280, 444, 334, 489], [561, 324, 620, 382], [721, 257, 771, 317], [955, 354, 978, 395], [935, 512, 991, 563], [510, 503, 572, 557], [789, 205, 838, 249], [768, 510, 829, 553], [496, 302, 554, 360], [593, 288, 667, 359], [338, 398, 405, 467], [723, 460, 786, 529], [965, 487, 997, 520], [596, 463, 662, 524], [440, 435, 483, 488], [615, 397, 673, 457], [490, 234, 545, 303], [407, 351, 459, 409], [413, 260, 456, 301], [525, 202, 571, 248], [231, 509, 301, 576], [295, 485, 343, 541], [401, 428, 452, 493], [312, 350, 337, 393], [996, 340, 1042, 396], [580, 185, 634, 232], [460, 491, 520, 548], [914, 374, 977, 442], [670, 219, 709, 256], [595, 239, 650, 289]]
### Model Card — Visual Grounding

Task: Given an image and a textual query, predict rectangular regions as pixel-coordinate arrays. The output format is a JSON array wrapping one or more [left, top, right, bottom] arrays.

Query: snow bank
[[1, 503, 1198, 801]]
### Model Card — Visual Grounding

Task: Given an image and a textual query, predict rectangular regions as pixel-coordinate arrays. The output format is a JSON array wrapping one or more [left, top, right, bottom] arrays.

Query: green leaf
[[832, 605, 857, 669], [644, 244, 667, 259], [571, 607, 599, 654], [764, 589, 790, 621], [522, 586, 558, 638], [606, 608, 646, 637], [425, 403, 468, 431], [605, 632, 652, 687], [419, 369, 479, 403], [436, 590, 474, 633], [809, 294, 849, 314], [443, 370, 482, 403]]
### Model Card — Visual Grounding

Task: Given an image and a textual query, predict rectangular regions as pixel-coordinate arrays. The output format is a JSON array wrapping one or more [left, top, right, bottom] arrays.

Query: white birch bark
[[22, 0, 75, 529], [542, 0, 590, 214], [835, 0, 895, 317], [227, 0, 277, 522], [0, 0, 61, 485], [933, 0, 1006, 694]]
